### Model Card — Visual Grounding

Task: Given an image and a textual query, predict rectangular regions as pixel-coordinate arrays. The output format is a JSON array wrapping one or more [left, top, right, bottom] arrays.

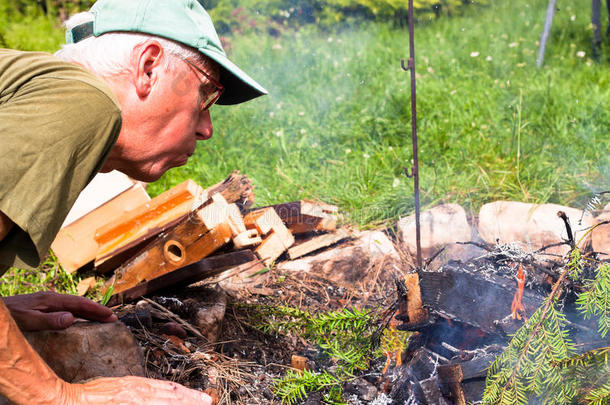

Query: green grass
[[1, 0, 609, 295], [151, 0, 609, 227]]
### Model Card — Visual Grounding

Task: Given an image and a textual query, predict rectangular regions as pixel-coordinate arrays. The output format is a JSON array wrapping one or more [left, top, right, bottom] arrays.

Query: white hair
[[55, 12, 214, 78]]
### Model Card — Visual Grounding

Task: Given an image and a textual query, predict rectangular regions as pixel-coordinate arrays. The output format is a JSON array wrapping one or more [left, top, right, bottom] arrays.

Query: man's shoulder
[[0, 48, 120, 114]]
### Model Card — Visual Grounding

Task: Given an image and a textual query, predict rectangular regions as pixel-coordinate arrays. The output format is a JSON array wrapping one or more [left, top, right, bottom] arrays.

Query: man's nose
[[196, 110, 213, 140]]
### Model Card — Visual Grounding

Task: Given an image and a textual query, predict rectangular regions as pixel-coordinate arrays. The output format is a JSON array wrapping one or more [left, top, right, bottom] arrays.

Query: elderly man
[[0, 0, 266, 403]]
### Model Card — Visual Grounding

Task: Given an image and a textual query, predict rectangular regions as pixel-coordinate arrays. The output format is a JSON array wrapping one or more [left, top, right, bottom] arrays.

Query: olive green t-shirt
[[0, 49, 122, 273]]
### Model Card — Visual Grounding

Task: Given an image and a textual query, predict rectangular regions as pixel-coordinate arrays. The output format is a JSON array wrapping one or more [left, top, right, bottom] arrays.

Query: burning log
[[416, 265, 546, 335], [437, 364, 467, 405]]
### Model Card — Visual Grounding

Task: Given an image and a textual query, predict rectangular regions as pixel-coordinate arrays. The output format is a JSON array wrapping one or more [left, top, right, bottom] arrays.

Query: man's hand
[[62, 376, 213, 405], [2, 291, 117, 331]]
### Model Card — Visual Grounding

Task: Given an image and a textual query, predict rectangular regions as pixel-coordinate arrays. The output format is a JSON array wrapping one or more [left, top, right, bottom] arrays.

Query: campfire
[[42, 168, 609, 404]]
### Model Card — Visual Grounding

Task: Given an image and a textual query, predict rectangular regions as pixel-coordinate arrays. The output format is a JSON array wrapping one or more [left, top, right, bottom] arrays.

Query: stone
[[24, 321, 145, 383], [478, 201, 595, 256], [397, 204, 472, 258], [592, 203, 610, 258], [186, 287, 227, 343], [277, 230, 402, 287]]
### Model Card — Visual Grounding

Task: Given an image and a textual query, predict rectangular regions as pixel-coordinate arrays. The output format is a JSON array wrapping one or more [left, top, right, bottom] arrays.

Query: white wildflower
[[345, 148, 351, 154], [392, 178, 400, 188], [486, 55, 493, 61], [576, 51, 586, 58], [300, 129, 306, 134], [509, 42, 518, 48], [363, 153, 370, 159], [470, 51, 480, 57]]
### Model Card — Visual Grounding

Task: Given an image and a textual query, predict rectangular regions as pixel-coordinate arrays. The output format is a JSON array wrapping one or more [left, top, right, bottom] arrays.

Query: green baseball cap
[[66, 0, 267, 105]]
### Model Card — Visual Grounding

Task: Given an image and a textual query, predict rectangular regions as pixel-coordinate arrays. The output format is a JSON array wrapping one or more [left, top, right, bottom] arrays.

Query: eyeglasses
[[181, 57, 224, 111]]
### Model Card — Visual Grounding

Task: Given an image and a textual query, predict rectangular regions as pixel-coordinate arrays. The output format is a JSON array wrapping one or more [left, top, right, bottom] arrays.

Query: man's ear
[[134, 40, 164, 98]]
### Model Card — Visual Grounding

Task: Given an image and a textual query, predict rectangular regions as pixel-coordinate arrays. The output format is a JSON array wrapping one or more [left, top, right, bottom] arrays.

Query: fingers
[[13, 310, 75, 331], [36, 292, 118, 323], [79, 377, 213, 405]]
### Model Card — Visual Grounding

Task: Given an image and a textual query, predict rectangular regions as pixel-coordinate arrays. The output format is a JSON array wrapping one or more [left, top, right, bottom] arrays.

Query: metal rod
[[537, 0, 557, 67], [401, 0, 422, 269]]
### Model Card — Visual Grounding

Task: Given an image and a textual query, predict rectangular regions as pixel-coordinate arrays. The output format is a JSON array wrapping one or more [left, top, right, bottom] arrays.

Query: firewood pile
[[51, 171, 346, 307]]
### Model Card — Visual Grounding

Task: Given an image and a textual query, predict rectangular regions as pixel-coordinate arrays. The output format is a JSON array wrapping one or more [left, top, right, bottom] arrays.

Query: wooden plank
[[244, 208, 294, 266], [287, 228, 350, 259], [94, 179, 206, 267], [51, 184, 150, 273], [106, 222, 233, 295], [261, 200, 338, 234], [107, 250, 257, 306]]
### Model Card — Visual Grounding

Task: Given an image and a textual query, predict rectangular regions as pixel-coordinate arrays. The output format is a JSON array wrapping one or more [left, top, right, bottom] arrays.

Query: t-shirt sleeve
[[0, 76, 121, 270]]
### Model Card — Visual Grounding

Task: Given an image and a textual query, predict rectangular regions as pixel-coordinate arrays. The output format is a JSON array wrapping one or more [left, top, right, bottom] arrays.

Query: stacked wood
[[52, 171, 342, 305], [106, 194, 238, 295]]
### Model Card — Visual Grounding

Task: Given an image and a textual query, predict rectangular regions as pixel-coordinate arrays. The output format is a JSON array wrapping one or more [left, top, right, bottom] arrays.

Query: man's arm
[[0, 298, 68, 404]]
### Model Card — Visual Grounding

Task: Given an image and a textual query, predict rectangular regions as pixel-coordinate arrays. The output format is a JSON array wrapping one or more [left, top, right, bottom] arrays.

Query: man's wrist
[[0, 300, 68, 405]]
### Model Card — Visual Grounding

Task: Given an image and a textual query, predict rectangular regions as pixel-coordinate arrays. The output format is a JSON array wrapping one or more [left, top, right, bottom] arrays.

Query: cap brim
[[199, 48, 267, 105]]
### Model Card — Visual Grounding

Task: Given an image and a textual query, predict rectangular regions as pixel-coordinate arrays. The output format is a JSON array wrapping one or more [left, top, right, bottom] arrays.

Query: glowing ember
[[511, 265, 526, 320]]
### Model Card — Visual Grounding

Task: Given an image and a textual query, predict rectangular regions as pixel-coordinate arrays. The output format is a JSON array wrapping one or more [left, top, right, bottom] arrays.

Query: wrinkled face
[[112, 51, 220, 182]]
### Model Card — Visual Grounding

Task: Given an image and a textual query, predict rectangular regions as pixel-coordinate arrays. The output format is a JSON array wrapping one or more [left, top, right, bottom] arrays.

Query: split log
[[287, 228, 350, 259], [106, 220, 233, 295], [51, 184, 150, 273], [94, 180, 206, 269], [205, 170, 254, 212], [262, 200, 338, 234], [244, 208, 295, 266], [107, 250, 257, 306]]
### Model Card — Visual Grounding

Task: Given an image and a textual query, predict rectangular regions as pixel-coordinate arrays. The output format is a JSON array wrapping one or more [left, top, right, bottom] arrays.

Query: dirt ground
[[120, 268, 400, 404]]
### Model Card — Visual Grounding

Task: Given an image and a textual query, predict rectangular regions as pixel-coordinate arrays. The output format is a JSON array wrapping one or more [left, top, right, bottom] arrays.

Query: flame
[[381, 313, 405, 374], [511, 265, 526, 320]]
